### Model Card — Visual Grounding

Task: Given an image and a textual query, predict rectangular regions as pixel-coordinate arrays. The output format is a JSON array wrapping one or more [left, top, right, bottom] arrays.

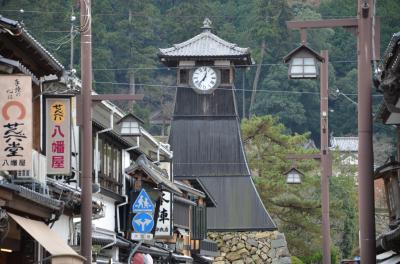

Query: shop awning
[[8, 213, 85, 263]]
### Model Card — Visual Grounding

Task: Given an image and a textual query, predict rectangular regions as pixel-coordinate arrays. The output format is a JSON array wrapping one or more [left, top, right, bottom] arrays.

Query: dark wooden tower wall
[[170, 85, 276, 230], [172, 87, 249, 178], [160, 19, 276, 231]]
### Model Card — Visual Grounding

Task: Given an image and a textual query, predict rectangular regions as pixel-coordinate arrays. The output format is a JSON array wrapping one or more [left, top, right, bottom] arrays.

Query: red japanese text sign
[[46, 97, 71, 175], [0, 75, 32, 171]]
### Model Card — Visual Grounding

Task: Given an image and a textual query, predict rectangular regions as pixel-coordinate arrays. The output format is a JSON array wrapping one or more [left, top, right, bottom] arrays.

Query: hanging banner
[[155, 191, 172, 237], [155, 162, 172, 237], [0, 75, 32, 171], [46, 97, 71, 175]]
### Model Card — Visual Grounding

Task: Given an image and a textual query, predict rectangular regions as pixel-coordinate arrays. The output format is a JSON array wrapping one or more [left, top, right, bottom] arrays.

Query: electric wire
[[92, 80, 382, 98], [0, 9, 360, 20], [90, 61, 357, 72]]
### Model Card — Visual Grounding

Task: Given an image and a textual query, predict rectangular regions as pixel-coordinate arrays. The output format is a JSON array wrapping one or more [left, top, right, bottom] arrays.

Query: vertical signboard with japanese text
[[155, 191, 172, 237], [45, 97, 71, 175], [0, 75, 32, 171], [156, 162, 173, 237]]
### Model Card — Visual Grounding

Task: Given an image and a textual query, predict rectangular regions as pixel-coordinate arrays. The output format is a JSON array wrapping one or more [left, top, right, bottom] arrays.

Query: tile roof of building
[[125, 154, 182, 195], [159, 30, 249, 57], [158, 18, 251, 65], [0, 15, 64, 76], [0, 182, 62, 211], [330, 136, 358, 152]]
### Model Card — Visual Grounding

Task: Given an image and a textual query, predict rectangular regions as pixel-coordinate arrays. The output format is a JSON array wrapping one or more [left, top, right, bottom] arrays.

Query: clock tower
[[159, 19, 276, 231]]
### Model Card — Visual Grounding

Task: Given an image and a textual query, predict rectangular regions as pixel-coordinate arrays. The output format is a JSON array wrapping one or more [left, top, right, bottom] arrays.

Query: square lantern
[[284, 167, 304, 184], [283, 45, 324, 79], [117, 113, 144, 137]]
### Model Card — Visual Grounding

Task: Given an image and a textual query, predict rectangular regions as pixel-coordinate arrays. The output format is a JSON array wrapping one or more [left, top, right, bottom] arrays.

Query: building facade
[[0, 16, 215, 264], [374, 32, 400, 263]]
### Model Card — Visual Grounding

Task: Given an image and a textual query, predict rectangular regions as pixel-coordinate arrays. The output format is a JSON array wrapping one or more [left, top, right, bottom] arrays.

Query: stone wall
[[376, 211, 390, 235], [208, 231, 291, 264]]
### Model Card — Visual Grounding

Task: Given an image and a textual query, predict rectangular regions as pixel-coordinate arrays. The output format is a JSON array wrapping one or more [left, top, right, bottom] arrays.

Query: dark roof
[[169, 85, 275, 230], [0, 182, 62, 211], [189, 178, 217, 207], [0, 16, 64, 77], [374, 32, 400, 124], [116, 112, 145, 125], [283, 167, 304, 177], [174, 180, 206, 198], [199, 176, 276, 231], [283, 45, 324, 63], [374, 160, 400, 180], [125, 154, 182, 195], [0, 55, 39, 85]]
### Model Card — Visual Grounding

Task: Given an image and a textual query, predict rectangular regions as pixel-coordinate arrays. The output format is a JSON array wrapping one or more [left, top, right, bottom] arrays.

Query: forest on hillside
[[0, 0, 399, 147]]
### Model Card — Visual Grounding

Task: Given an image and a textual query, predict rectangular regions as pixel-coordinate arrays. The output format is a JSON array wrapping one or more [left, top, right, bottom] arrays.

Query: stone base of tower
[[208, 231, 291, 264]]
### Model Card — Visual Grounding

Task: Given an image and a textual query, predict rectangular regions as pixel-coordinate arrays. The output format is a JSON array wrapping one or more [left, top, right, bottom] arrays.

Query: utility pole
[[357, 0, 375, 261], [286, 0, 378, 262], [78, 2, 144, 263], [320, 50, 330, 264], [80, 0, 93, 263], [70, 8, 76, 71]]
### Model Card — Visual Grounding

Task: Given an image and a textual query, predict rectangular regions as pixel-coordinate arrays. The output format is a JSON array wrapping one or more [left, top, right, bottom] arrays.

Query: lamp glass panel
[[287, 171, 301, 183], [129, 127, 141, 135], [304, 58, 315, 65], [304, 66, 317, 74], [292, 58, 303, 65], [121, 127, 130, 134], [291, 65, 303, 74]]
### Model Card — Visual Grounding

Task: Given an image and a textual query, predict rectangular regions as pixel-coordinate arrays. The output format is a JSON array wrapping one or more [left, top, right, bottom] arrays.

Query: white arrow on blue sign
[[132, 213, 154, 233], [132, 189, 155, 212]]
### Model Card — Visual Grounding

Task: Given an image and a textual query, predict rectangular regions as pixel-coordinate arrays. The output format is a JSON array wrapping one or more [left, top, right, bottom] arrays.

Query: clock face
[[191, 66, 218, 92]]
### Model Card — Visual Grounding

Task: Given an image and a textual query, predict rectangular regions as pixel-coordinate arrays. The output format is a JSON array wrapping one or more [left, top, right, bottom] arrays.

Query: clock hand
[[201, 71, 207, 82]]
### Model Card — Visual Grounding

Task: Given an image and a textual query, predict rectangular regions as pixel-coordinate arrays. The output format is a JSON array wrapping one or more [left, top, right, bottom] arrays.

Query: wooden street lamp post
[[286, 1, 379, 262], [284, 47, 331, 263]]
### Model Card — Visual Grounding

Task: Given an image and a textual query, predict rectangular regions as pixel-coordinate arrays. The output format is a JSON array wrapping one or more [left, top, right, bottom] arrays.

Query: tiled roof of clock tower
[[158, 18, 251, 64]]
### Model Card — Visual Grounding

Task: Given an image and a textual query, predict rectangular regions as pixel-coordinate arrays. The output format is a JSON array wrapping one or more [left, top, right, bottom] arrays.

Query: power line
[[0, 9, 360, 20], [93, 80, 383, 98], [91, 61, 357, 72]]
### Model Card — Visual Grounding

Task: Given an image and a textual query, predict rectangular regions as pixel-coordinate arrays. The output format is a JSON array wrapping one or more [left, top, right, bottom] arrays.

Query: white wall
[[93, 193, 116, 231], [51, 214, 71, 243]]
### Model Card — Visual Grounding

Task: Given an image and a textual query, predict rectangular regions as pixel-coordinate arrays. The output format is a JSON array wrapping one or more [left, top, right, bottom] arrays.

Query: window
[[192, 205, 207, 240], [221, 69, 230, 84], [93, 135, 123, 193], [179, 69, 189, 84]]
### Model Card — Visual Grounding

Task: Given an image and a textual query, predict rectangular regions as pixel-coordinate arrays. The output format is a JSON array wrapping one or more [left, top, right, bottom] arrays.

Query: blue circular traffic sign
[[132, 213, 154, 233]]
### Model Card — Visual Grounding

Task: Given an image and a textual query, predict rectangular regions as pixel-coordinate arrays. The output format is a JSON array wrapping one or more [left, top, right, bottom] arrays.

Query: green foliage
[[242, 115, 358, 259], [299, 247, 338, 264], [3, 0, 400, 139], [291, 256, 304, 264], [242, 115, 321, 256]]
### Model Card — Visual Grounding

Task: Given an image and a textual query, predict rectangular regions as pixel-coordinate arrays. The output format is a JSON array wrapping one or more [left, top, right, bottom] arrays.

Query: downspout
[[94, 107, 115, 186], [153, 142, 171, 164], [116, 143, 139, 236]]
